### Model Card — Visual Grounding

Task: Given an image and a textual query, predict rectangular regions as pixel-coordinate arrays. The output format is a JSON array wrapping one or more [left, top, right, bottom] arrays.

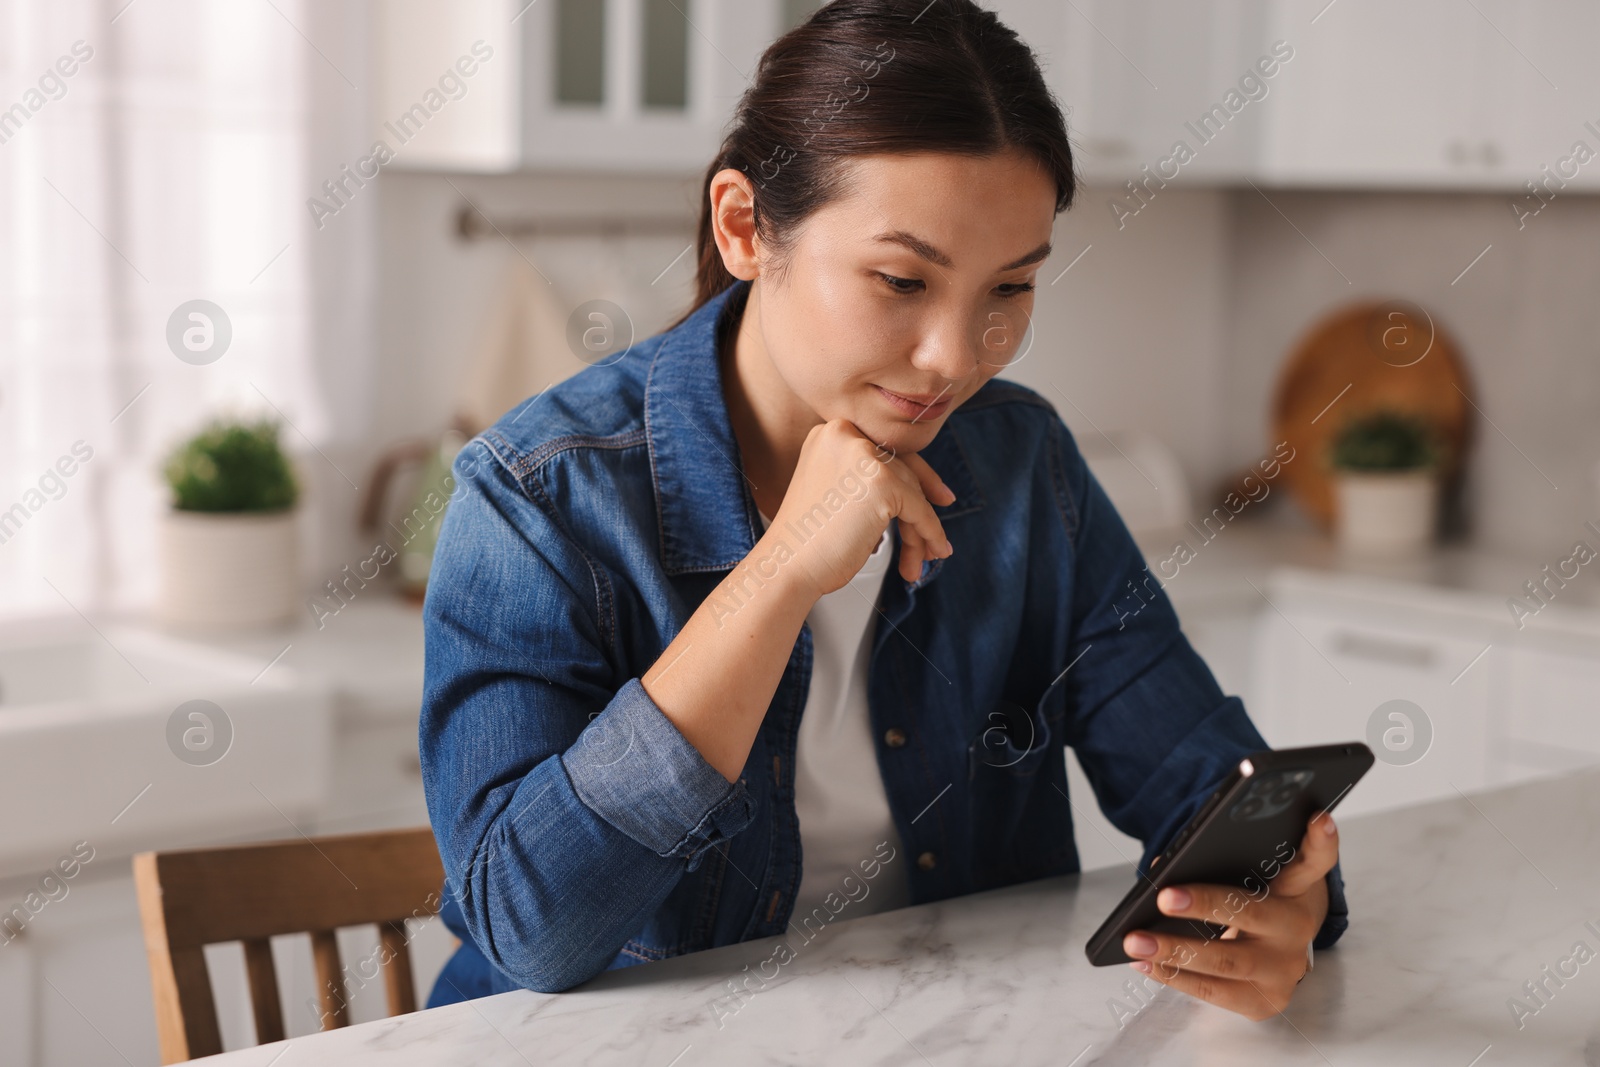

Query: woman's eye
[[996, 282, 1036, 298], [877, 273, 924, 294]]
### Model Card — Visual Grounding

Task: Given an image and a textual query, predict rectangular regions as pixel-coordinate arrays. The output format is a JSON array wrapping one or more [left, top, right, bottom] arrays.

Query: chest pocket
[[968, 686, 1063, 779]]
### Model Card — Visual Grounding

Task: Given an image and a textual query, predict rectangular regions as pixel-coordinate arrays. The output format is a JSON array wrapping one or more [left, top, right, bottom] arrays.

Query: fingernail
[[1124, 932, 1158, 958], [1130, 960, 1152, 974], [1322, 815, 1337, 836], [1159, 887, 1191, 912]]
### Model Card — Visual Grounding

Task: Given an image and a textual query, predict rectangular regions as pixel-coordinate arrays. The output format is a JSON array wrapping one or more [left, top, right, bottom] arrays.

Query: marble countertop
[[197, 767, 1600, 1066]]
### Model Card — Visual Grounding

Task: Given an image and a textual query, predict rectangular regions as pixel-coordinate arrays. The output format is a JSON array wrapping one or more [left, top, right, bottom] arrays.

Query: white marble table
[[198, 768, 1600, 1065]]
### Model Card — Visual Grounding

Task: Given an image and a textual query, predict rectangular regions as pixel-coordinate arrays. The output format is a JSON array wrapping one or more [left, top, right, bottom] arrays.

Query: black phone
[[1084, 741, 1374, 967]]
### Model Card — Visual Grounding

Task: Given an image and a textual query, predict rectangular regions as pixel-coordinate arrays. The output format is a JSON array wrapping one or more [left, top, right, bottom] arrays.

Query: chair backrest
[[133, 827, 446, 1063]]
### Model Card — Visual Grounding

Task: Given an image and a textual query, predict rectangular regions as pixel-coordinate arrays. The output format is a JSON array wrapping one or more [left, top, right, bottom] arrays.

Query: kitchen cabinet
[[1248, 567, 1600, 816], [1500, 640, 1600, 780], [1504, 0, 1600, 194], [998, 0, 1277, 187], [371, 0, 524, 171], [371, 0, 1600, 189], [374, 0, 789, 173], [514, 0, 776, 173], [1256, 0, 1489, 189], [0, 940, 33, 1067], [378, 0, 1273, 181], [374, 0, 1600, 191], [1257, 0, 1600, 191], [1250, 585, 1496, 818]]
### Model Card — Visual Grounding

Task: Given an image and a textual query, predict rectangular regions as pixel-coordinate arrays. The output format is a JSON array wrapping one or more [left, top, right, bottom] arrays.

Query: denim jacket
[[419, 280, 1347, 1003]]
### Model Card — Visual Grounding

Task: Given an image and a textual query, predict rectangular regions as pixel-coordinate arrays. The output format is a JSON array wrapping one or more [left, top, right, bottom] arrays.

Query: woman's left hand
[[1120, 814, 1337, 1021]]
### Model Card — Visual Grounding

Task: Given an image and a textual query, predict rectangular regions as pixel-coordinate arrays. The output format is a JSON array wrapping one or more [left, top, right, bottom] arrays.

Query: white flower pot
[[159, 509, 299, 629], [1334, 471, 1438, 556]]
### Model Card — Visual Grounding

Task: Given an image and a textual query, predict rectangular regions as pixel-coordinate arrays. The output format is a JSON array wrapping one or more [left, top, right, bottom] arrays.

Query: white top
[[756, 508, 912, 927]]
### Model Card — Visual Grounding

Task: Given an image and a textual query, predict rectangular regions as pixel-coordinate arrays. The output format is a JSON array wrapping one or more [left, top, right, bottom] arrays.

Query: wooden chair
[[133, 827, 447, 1063]]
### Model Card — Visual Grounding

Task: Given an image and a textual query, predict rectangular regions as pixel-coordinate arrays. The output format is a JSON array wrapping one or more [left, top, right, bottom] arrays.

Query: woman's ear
[[709, 168, 761, 281]]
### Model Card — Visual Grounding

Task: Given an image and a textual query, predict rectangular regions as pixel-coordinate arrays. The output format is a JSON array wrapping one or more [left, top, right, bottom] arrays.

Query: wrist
[[750, 527, 826, 609]]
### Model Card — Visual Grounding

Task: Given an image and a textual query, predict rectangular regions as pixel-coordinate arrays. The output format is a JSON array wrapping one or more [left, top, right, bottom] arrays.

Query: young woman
[[420, 0, 1344, 1022]]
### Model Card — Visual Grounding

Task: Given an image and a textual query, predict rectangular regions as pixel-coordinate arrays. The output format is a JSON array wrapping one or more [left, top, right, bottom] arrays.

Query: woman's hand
[[770, 418, 955, 596], [1120, 814, 1338, 1021]]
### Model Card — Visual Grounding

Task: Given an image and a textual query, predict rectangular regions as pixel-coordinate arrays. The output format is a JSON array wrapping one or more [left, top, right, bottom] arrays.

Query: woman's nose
[[912, 305, 989, 382]]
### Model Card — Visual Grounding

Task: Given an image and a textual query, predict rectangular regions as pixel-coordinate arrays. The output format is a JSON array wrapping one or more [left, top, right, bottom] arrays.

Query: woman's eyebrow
[[1000, 241, 1053, 271], [874, 230, 952, 267], [873, 230, 1053, 272]]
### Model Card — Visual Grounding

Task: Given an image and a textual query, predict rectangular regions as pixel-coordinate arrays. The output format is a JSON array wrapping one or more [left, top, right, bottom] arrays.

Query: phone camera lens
[[1230, 796, 1265, 821], [1249, 772, 1285, 798]]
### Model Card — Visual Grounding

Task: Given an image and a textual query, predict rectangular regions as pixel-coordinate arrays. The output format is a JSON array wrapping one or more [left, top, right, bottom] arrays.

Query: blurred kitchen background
[[3, 0, 1600, 1063]]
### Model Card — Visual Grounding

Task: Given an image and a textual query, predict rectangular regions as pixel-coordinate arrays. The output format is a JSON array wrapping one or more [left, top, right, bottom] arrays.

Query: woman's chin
[[864, 415, 944, 457]]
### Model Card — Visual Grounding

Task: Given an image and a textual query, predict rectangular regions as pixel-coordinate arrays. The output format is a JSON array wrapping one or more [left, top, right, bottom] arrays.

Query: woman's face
[[743, 149, 1058, 456]]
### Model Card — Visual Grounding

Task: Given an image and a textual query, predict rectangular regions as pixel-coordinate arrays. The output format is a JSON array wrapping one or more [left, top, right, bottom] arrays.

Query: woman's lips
[[875, 385, 952, 420]]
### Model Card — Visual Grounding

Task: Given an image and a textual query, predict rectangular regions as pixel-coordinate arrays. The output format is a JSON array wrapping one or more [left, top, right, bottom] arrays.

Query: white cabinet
[[1257, 0, 1600, 190], [1011, 0, 1600, 192], [515, 0, 777, 172], [1500, 641, 1600, 781], [373, 0, 1600, 188], [1502, 0, 1600, 194], [1000, 0, 1279, 187], [1257, 0, 1489, 188], [1252, 591, 1494, 818], [372, 0, 525, 171], [1247, 566, 1600, 818], [374, 0, 792, 173]]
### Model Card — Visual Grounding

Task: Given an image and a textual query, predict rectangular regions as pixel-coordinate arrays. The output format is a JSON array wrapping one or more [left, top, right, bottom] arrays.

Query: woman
[[420, 0, 1344, 1022]]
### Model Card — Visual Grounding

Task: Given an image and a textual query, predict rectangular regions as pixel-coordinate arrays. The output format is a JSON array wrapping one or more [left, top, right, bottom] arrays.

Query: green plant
[[163, 420, 299, 512], [1328, 411, 1439, 473]]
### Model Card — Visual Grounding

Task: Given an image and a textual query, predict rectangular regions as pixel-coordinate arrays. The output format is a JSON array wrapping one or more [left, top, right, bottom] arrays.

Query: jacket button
[[884, 727, 907, 748], [917, 851, 937, 871]]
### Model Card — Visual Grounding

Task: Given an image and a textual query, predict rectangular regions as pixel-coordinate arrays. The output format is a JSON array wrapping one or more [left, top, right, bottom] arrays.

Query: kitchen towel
[[455, 252, 575, 434]]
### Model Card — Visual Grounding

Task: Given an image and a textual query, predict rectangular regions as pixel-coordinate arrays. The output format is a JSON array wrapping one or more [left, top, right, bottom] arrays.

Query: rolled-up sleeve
[[563, 677, 756, 860], [1049, 417, 1349, 950], [420, 439, 756, 993]]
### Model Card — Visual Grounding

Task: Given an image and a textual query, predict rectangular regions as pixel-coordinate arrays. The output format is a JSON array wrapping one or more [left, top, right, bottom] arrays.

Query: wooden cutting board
[[1270, 301, 1475, 531]]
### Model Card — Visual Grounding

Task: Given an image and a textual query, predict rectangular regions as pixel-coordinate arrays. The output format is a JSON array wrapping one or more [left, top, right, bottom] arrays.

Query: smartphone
[[1084, 741, 1374, 967]]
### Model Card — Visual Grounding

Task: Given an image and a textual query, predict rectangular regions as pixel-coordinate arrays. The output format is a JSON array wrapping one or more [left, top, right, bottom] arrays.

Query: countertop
[[143, 596, 427, 725], [1135, 519, 1600, 641], [196, 766, 1600, 1066]]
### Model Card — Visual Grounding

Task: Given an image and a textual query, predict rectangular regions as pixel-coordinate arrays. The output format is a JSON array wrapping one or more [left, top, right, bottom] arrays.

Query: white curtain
[[0, 0, 368, 618]]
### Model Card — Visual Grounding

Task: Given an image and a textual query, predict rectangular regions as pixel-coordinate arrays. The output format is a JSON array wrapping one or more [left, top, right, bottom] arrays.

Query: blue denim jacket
[[419, 280, 1347, 1004]]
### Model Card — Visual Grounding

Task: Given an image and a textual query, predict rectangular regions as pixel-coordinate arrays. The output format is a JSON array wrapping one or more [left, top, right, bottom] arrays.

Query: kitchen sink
[[0, 617, 332, 880]]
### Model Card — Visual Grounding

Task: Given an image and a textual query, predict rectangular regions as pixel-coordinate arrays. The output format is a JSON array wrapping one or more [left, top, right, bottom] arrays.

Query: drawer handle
[[1330, 632, 1437, 669]]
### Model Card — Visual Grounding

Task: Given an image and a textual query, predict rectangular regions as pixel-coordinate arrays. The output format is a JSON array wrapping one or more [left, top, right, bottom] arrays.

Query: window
[[0, 0, 342, 617]]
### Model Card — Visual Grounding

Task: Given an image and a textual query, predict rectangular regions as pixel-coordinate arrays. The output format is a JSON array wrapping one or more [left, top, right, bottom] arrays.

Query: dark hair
[[677, 0, 1077, 324]]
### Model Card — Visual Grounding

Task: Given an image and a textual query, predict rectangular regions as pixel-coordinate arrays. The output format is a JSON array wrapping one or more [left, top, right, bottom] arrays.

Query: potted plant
[[1328, 410, 1442, 555], [159, 420, 300, 628]]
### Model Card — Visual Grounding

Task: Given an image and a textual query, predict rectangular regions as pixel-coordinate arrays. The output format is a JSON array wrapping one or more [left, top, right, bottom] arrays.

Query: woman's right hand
[[766, 418, 956, 599]]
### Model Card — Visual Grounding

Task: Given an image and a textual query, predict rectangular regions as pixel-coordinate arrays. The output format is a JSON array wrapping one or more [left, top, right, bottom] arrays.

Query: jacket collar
[[644, 280, 983, 585]]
